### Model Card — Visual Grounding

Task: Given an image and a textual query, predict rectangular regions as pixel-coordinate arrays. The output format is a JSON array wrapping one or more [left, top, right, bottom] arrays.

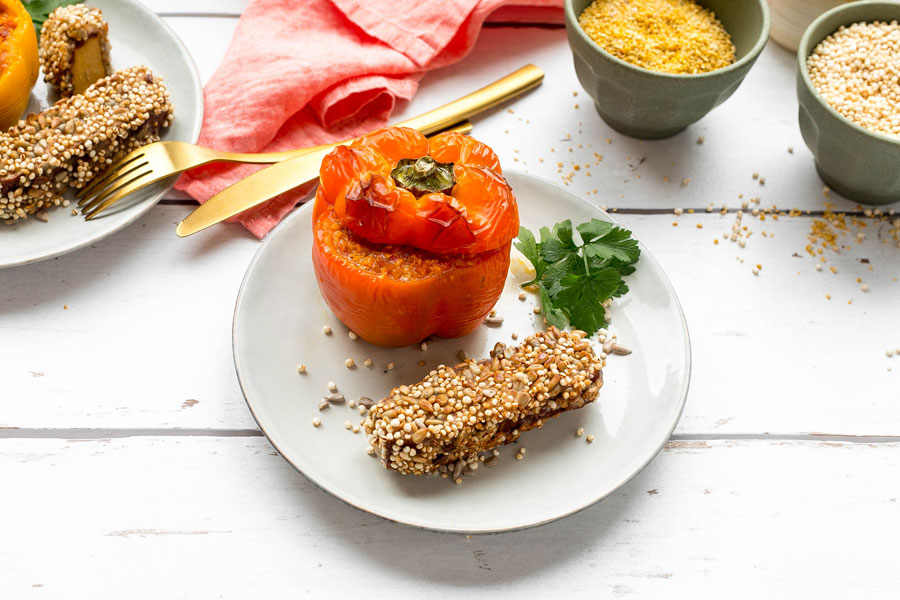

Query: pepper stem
[[391, 155, 455, 196]]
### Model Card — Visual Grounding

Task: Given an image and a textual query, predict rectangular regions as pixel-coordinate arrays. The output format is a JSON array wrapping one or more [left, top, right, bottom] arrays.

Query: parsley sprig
[[515, 219, 640, 336], [23, 0, 81, 35]]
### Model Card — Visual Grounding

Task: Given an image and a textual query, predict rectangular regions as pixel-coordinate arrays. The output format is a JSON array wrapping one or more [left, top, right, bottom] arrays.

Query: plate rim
[[0, 0, 204, 269], [232, 169, 692, 534]]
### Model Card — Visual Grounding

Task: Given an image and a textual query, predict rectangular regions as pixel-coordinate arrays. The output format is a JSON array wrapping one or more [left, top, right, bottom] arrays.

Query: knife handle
[[394, 65, 544, 135], [216, 121, 475, 164]]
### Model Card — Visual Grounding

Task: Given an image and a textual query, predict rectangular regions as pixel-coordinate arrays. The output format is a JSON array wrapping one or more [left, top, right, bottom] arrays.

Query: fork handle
[[204, 119, 477, 164]]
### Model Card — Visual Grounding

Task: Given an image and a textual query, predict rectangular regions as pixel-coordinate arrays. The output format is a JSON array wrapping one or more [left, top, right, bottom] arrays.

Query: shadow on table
[[280, 457, 646, 586]]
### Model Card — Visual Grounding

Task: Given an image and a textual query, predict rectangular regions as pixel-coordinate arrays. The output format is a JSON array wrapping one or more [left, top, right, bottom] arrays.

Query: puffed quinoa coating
[[364, 327, 604, 475], [0, 66, 173, 224]]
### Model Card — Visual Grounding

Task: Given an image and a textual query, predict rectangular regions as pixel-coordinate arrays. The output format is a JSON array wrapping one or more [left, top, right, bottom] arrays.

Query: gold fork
[[76, 120, 473, 219], [77, 64, 544, 220]]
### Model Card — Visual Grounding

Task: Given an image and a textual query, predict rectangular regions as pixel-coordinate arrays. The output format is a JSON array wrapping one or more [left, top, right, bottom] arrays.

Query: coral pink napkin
[[175, 0, 562, 238]]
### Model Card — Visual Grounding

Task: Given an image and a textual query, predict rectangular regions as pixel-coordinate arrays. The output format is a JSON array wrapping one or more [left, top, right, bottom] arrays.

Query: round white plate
[[233, 170, 691, 533], [0, 0, 202, 268]]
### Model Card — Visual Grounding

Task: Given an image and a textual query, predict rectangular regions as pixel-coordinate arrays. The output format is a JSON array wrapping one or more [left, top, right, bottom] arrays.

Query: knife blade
[[176, 64, 544, 237]]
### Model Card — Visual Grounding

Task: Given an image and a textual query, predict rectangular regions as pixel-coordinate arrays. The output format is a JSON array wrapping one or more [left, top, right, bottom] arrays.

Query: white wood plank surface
[[3, 3, 900, 594], [2, 437, 898, 598], [3, 208, 898, 433]]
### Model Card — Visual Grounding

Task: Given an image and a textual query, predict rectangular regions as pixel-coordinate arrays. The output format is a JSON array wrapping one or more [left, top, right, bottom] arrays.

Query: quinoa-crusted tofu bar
[[364, 327, 604, 475], [0, 65, 173, 224], [40, 4, 113, 97]]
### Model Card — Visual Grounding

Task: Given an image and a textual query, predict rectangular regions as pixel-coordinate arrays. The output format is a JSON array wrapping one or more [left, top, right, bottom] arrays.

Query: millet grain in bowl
[[577, 0, 736, 74], [807, 20, 900, 139]]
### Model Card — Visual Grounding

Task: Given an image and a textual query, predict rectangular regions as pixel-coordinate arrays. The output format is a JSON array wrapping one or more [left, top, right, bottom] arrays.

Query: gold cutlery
[[174, 64, 544, 237], [76, 120, 472, 219]]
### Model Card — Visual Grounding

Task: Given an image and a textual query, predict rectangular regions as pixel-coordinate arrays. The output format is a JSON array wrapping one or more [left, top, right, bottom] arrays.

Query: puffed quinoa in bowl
[[797, 1, 900, 205]]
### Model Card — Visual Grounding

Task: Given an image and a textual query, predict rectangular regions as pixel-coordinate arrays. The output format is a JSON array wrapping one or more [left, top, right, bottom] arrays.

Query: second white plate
[[233, 170, 691, 533], [0, 0, 202, 268]]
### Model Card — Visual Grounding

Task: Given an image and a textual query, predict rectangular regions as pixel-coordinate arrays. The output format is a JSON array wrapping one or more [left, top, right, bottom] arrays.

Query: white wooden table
[[3, 2, 900, 596]]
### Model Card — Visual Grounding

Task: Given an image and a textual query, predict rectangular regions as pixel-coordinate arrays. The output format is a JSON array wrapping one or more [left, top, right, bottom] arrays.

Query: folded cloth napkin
[[175, 0, 563, 238]]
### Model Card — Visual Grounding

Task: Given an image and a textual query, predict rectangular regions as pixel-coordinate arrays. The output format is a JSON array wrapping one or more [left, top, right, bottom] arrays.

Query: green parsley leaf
[[581, 222, 640, 264], [540, 221, 577, 263], [575, 219, 614, 243], [515, 217, 641, 336], [539, 285, 569, 330], [23, 0, 81, 35]]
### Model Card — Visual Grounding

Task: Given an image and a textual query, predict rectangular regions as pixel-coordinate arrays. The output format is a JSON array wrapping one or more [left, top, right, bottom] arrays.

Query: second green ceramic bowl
[[797, 1, 900, 206], [564, 0, 771, 139]]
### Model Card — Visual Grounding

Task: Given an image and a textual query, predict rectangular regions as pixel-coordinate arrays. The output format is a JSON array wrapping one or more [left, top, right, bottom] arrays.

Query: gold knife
[[176, 64, 544, 237]]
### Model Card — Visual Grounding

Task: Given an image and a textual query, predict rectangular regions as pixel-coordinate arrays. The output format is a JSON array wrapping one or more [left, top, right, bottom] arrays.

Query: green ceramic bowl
[[797, 1, 900, 205], [564, 0, 771, 139]]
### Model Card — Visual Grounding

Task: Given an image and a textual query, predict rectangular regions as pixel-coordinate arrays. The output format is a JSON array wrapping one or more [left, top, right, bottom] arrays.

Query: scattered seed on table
[[518, 292, 527, 301], [344, 358, 355, 369], [417, 360, 426, 367], [575, 427, 585, 437], [457, 349, 468, 362], [358, 396, 375, 408], [697, 136, 704, 144], [586, 434, 594, 443], [815, 264, 823, 272], [752, 268, 760, 276], [348, 331, 358, 340], [344, 420, 352, 430], [363, 358, 372, 368], [352, 425, 360, 434], [349, 399, 357, 408], [681, 178, 690, 187], [386, 361, 395, 371], [861, 284, 870, 292], [674, 207, 684, 216], [322, 325, 332, 336], [888, 350, 895, 358], [327, 381, 338, 392], [296, 364, 307, 374], [318, 399, 329, 411], [420, 342, 428, 351], [511, 332, 518, 340], [533, 306, 542, 314], [366, 445, 375, 455], [358, 405, 367, 415], [312, 417, 321, 428], [484, 315, 504, 326]]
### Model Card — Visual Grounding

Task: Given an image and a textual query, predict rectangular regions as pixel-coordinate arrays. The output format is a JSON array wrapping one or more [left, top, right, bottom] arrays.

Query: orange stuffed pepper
[[0, 0, 39, 130], [312, 127, 518, 347]]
